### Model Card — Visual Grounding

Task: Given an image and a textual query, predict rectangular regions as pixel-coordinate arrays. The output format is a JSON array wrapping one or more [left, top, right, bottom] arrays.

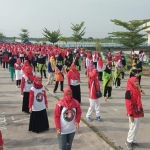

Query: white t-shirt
[[22, 75, 33, 92], [59, 105, 76, 134], [31, 86, 46, 111]]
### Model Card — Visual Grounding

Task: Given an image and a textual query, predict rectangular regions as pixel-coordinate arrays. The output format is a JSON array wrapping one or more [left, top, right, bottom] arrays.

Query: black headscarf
[[104, 65, 112, 74], [9, 55, 16, 67], [57, 53, 64, 61]]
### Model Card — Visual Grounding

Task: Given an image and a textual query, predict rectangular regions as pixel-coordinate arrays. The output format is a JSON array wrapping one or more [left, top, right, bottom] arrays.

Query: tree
[[0, 32, 5, 41], [94, 38, 102, 51], [12, 37, 16, 42], [71, 21, 86, 45], [60, 36, 67, 47], [19, 29, 29, 41], [109, 19, 150, 49], [42, 28, 60, 45]]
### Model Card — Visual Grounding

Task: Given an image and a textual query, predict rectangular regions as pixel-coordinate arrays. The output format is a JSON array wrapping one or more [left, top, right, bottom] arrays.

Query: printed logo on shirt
[[36, 93, 44, 102], [27, 79, 33, 84], [63, 108, 75, 122]]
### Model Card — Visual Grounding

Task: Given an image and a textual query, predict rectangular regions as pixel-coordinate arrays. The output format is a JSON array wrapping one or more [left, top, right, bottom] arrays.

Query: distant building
[[144, 22, 150, 44]]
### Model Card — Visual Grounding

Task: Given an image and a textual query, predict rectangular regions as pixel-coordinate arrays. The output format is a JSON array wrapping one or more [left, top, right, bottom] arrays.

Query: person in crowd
[[86, 69, 101, 122], [103, 62, 113, 101], [92, 52, 98, 68], [114, 60, 123, 88], [53, 61, 66, 93], [54, 88, 82, 150], [37, 54, 47, 79], [125, 77, 144, 149], [65, 54, 73, 72], [86, 60, 95, 78], [85, 53, 91, 75], [47, 56, 56, 85], [32, 54, 38, 73], [0, 49, 2, 67], [129, 63, 139, 78], [0, 131, 4, 150], [14, 58, 23, 87], [19, 49, 25, 63], [21, 66, 35, 113], [74, 53, 81, 71], [21, 60, 30, 75], [67, 64, 81, 103], [28, 76, 49, 133], [97, 56, 105, 81], [106, 52, 112, 64], [8, 55, 16, 81], [26, 51, 33, 65], [113, 52, 120, 66], [120, 52, 126, 79], [2, 48, 9, 69], [136, 58, 142, 85]]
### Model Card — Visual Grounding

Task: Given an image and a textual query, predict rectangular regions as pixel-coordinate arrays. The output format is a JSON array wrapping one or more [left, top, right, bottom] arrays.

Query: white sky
[[0, 0, 150, 38]]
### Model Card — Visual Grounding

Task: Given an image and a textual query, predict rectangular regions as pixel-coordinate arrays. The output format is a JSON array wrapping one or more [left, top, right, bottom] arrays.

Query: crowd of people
[[0, 42, 146, 150]]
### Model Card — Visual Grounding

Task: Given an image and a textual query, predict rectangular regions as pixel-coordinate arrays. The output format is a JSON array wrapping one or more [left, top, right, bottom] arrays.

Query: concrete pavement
[[0, 67, 113, 150]]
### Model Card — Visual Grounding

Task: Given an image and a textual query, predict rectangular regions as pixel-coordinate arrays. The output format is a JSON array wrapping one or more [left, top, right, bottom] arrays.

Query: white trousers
[[48, 72, 55, 84], [127, 117, 141, 143], [86, 98, 100, 117]]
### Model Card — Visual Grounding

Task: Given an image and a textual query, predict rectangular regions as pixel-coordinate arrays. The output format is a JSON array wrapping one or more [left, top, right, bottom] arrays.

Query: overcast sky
[[0, 0, 150, 38]]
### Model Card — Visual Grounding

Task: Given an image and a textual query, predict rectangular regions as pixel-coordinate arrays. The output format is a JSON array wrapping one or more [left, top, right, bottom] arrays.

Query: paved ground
[[0, 67, 113, 150], [0, 66, 150, 150], [44, 68, 150, 150]]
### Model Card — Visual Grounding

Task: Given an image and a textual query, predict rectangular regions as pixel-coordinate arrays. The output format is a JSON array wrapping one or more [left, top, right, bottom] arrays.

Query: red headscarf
[[87, 53, 91, 59], [88, 69, 98, 86], [126, 77, 142, 110], [24, 66, 35, 82], [68, 64, 80, 80], [98, 57, 103, 68], [22, 60, 29, 71], [16, 58, 21, 65], [33, 76, 43, 89], [58, 88, 79, 109]]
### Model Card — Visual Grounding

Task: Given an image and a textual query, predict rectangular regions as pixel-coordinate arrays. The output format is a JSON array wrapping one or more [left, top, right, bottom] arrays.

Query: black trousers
[[16, 79, 21, 86], [20, 57, 24, 63], [121, 72, 124, 79], [93, 62, 97, 68], [115, 78, 121, 86], [0, 58, 2, 65], [53, 81, 63, 92], [138, 76, 141, 85], [98, 72, 103, 81], [104, 86, 112, 97], [3, 62, 8, 68], [40, 70, 47, 78]]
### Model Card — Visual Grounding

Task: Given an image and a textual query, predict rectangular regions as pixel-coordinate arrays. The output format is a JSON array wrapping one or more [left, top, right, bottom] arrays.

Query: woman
[[8, 55, 16, 81], [74, 53, 81, 71], [125, 77, 144, 149], [64, 54, 73, 72], [53, 62, 66, 93], [67, 64, 81, 103], [103, 62, 113, 101], [86, 60, 95, 78], [21, 60, 30, 75], [114, 60, 123, 88], [47, 56, 56, 85], [21, 66, 35, 113], [97, 57, 105, 81], [54, 88, 82, 150], [29, 76, 49, 133], [14, 58, 23, 88], [0, 131, 4, 150], [86, 69, 101, 122]]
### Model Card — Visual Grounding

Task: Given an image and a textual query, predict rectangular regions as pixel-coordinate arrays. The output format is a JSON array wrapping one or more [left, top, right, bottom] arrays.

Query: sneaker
[[125, 141, 133, 150], [18, 85, 20, 88], [86, 117, 92, 122], [108, 97, 112, 99], [115, 86, 118, 88], [118, 86, 121, 88], [96, 116, 101, 121], [132, 142, 139, 148]]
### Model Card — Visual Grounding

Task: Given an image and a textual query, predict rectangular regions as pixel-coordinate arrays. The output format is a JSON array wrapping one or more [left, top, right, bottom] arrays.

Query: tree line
[[0, 19, 150, 50]]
